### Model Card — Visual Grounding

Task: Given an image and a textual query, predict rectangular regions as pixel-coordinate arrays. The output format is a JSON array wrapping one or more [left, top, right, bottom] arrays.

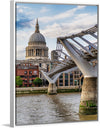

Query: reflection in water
[[16, 93, 97, 125]]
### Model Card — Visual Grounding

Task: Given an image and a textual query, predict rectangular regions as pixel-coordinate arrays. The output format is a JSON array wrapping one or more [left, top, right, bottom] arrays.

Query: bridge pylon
[[59, 38, 97, 115], [48, 83, 57, 95], [41, 25, 98, 114], [40, 70, 60, 95]]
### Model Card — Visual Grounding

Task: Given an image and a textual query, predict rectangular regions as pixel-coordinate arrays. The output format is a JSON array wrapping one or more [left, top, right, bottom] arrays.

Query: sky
[[16, 3, 98, 60]]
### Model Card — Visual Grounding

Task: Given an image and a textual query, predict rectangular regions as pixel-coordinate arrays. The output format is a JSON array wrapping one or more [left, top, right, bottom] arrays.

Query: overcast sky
[[16, 3, 97, 60]]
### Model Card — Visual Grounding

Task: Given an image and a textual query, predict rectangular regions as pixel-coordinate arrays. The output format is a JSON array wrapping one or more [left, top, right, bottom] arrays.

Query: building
[[16, 19, 51, 80], [51, 50, 84, 87], [25, 19, 50, 73], [25, 19, 48, 60], [56, 43, 98, 87], [16, 63, 39, 87], [57, 69, 84, 87], [16, 18, 84, 87]]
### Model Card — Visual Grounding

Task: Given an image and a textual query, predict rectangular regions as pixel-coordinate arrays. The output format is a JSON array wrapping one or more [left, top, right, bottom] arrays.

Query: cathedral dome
[[26, 19, 49, 60], [29, 19, 46, 43], [29, 33, 45, 42]]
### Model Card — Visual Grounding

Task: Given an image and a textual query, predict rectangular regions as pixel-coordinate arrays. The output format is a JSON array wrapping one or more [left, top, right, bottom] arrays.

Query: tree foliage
[[33, 77, 42, 87], [16, 76, 23, 87]]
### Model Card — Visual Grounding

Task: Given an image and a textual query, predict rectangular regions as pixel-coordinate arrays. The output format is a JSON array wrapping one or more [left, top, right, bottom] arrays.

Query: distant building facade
[[16, 63, 39, 87], [57, 69, 83, 87]]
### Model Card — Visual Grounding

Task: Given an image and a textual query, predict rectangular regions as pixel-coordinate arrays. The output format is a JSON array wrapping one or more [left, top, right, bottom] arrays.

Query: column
[[57, 77, 59, 87], [28, 49, 29, 56], [68, 73, 70, 86], [32, 49, 34, 56], [27, 49, 28, 56], [73, 72, 74, 86], [31, 49, 32, 56], [63, 73, 65, 86], [34, 49, 36, 56], [30, 49, 31, 56], [42, 49, 44, 56], [29, 49, 30, 56]]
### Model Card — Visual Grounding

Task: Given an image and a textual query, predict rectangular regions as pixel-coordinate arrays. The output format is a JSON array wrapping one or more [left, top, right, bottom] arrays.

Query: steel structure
[[41, 24, 98, 110]]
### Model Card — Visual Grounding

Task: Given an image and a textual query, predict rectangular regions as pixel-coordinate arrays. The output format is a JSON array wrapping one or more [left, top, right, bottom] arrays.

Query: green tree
[[16, 76, 23, 87], [33, 77, 42, 87]]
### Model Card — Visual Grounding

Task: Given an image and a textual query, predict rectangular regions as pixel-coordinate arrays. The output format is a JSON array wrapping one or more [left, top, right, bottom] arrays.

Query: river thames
[[16, 92, 97, 125]]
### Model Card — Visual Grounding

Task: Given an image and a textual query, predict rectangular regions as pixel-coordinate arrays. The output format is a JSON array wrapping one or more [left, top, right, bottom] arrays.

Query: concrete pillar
[[59, 39, 97, 115], [48, 83, 57, 95], [79, 77, 97, 115]]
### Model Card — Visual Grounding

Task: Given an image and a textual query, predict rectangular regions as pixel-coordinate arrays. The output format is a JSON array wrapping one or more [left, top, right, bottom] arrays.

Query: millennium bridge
[[41, 25, 98, 115]]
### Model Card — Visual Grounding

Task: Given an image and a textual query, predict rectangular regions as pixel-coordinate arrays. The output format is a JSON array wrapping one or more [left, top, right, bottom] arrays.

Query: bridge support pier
[[48, 83, 57, 95], [79, 77, 97, 115]]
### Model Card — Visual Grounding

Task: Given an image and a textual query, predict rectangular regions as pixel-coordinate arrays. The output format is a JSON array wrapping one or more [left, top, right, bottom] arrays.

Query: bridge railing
[[48, 24, 98, 75]]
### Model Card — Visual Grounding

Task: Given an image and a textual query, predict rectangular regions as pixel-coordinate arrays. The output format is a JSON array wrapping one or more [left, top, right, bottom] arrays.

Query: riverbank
[[16, 86, 81, 95]]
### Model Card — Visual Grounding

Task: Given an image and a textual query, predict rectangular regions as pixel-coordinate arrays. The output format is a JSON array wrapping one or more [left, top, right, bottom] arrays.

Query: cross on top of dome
[[35, 18, 40, 33]]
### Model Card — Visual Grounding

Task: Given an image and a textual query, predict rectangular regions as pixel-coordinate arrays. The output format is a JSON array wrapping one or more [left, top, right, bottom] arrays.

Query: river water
[[15, 93, 97, 125]]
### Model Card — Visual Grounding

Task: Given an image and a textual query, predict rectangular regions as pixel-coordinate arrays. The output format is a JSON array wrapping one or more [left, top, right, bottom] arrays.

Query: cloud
[[16, 5, 86, 30], [16, 5, 34, 16], [18, 9, 23, 13], [40, 7, 50, 13], [16, 5, 97, 60], [16, 5, 85, 30], [40, 13, 97, 38], [16, 45, 25, 60], [16, 18, 33, 30], [16, 5, 30, 10], [39, 6, 86, 23]]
